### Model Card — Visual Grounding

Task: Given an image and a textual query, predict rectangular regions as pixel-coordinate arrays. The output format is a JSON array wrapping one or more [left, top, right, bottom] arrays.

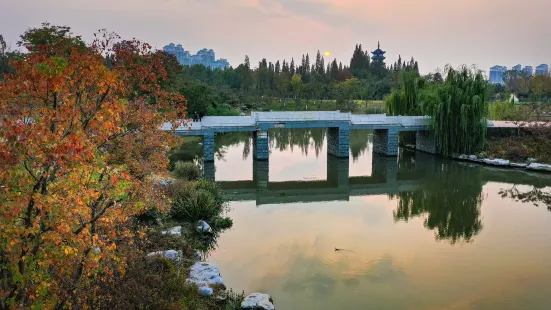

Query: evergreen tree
[[282, 60, 289, 74], [305, 54, 310, 75], [290, 58, 295, 75], [275, 60, 281, 75], [315, 51, 322, 74], [330, 59, 339, 81], [397, 55, 402, 71], [301, 54, 306, 76]]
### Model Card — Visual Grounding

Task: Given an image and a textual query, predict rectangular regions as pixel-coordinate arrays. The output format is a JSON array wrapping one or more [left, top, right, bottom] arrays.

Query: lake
[[177, 129, 551, 310]]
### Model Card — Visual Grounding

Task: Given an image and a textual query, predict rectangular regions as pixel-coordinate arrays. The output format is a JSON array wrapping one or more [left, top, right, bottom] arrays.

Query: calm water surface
[[182, 129, 551, 310]]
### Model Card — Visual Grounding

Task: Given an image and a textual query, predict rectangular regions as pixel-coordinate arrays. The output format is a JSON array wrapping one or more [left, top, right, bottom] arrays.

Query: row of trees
[[497, 70, 551, 102], [1, 24, 186, 308], [165, 44, 421, 115]]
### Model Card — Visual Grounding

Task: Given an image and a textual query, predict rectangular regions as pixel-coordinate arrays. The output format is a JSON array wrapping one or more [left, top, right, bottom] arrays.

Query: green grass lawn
[[247, 98, 386, 114]]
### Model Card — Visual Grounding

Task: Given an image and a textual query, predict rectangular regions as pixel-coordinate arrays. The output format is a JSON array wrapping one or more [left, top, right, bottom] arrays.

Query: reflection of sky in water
[[207, 131, 551, 309]]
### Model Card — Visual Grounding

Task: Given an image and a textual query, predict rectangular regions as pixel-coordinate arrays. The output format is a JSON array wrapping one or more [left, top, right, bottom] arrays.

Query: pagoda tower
[[371, 41, 386, 64]]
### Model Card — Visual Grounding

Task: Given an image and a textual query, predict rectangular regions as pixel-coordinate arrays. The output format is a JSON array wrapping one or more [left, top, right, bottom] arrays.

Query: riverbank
[[406, 145, 551, 174], [118, 162, 275, 310]]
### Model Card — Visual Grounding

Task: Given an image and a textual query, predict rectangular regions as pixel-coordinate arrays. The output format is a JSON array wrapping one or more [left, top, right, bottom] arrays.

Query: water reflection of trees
[[269, 128, 326, 157], [392, 161, 484, 244], [499, 186, 551, 211], [173, 129, 373, 162]]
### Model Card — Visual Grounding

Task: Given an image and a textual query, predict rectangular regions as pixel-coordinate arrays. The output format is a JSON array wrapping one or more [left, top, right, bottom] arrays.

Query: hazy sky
[[1, 0, 550, 74]]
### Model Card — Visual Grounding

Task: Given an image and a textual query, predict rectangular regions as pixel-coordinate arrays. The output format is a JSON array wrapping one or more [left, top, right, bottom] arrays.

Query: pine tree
[[290, 58, 295, 75], [315, 50, 322, 74], [319, 56, 325, 75], [330, 59, 339, 81], [245, 55, 251, 69], [282, 60, 289, 74], [275, 60, 281, 75], [397, 55, 402, 71], [301, 54, 306, 76]]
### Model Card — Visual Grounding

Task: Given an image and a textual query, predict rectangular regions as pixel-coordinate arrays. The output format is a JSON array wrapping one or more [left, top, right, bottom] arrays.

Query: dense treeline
[[493, 70, 551, 102], [162, 44, 420, 115], [2, 32, 422, 116]]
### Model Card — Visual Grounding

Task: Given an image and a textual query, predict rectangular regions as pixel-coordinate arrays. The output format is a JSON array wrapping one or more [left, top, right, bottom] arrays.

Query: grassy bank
[[243, 98, 386, 114], [88, 161, 243, 309]]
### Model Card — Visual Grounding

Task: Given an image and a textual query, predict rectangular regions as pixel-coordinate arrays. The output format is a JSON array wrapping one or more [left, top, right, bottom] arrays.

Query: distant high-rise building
[[489, 65, 507, 84], [522, 66, 533, 76], [371, 41, 386, 64], [162, 43, 230, 69], [535, 64, 549, 76], [512, 64, 522, 71]]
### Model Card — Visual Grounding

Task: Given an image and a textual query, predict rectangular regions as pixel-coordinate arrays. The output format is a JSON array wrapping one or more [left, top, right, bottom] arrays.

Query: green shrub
[[171, 190, 216, 221], [212, 216, 233, 230], [194, 179, 225, 207], [488, 101, 521, 121], [174, 161, 202, 181], [170, 180, 226, 222]]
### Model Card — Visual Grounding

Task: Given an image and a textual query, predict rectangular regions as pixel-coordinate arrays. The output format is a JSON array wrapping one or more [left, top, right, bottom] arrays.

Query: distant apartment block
[[535, 64, 549, 76], [163, 43, 230, 69], [489, 65, 507, 84], [522, 66, 533, 76], [512, 64, 522, 71]]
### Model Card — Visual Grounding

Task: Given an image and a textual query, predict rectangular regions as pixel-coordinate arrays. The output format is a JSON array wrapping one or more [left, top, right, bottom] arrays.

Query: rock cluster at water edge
[[187, 262, 224, 296], [241, 292, 275, 310]]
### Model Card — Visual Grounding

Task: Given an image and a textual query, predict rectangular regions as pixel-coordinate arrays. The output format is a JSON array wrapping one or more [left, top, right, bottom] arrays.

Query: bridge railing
[[350, 114, 387, 124], [386, 116, 431, 127], [162, 120, 201, 131], [252, 111, 351, 122], [201, 116, 255, 127]]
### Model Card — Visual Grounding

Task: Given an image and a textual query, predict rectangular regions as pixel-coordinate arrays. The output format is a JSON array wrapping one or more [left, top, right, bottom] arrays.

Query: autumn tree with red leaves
[[0, 26, 186, 308]]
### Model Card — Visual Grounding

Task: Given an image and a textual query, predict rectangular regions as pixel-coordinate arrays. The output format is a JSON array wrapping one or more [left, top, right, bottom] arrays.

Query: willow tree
[[386, 71, 425, 145], [386, 71, 424, 116], [433, 66, 488, 157]]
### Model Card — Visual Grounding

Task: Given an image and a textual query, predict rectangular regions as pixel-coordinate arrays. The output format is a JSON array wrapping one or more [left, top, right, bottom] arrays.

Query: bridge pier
[[253, 130, 269, 160], [327, 126, 350, 157], [327, 156, 350, 190], [203, 132, 215, 162], [253, 160, 269, 190], [415, 130, 437, 154], [372, 155, 398, 184], [373, 128, 399, 156], [203, 161, 216, 182]]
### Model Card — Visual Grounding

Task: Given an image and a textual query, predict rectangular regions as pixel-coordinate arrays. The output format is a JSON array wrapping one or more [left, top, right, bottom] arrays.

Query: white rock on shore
[[483, 158, 510, 166], [146, 250, 182, 263], [187, 262, 224, 296], [161, 226, 182, 236], [526, 163, 551, 172], [196, 220, 212, 233], [241, 293, 275, 310]]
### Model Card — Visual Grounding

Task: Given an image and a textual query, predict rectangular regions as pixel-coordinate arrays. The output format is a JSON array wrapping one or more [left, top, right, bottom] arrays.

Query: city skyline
[[1, 0, 550, 74], [163, 44, 230, 69]]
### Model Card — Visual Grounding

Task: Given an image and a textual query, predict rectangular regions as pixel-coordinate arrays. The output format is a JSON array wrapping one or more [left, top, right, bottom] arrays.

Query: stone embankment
[[456, 154, 551, 173]]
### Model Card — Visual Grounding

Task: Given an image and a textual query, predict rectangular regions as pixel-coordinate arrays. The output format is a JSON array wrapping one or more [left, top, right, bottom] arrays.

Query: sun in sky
[[325, 51, 331, 57]]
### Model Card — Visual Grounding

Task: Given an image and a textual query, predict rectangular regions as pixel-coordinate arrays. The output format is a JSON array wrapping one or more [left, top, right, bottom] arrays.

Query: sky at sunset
[[1, 0, 550, 74]]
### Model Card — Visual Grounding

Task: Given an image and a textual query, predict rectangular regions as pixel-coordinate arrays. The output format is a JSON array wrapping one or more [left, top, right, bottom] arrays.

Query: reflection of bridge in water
[[204, 152, 551, 206]]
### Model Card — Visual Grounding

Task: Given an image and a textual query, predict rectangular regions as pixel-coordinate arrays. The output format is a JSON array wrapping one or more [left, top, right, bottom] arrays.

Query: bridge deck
[[164, 112, 514, 136]]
